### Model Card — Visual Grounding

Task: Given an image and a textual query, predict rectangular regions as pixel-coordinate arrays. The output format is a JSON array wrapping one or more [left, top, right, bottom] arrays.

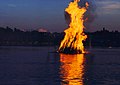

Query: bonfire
[[59, 0, 89, 54]]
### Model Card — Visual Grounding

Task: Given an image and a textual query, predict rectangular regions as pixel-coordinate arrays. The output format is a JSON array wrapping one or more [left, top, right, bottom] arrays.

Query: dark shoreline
[[0, 27, 120, 47]]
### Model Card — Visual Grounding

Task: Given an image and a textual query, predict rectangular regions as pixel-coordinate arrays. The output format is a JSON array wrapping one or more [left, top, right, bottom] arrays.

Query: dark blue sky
[[0, 0, 120, 32]]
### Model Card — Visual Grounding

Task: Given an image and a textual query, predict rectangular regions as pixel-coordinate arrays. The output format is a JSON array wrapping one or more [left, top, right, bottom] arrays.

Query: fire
[[59, 0, 89, 54]]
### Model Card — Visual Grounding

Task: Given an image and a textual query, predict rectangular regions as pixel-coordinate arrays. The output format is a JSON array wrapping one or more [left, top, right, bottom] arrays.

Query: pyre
[[59, 0, 89, 54]]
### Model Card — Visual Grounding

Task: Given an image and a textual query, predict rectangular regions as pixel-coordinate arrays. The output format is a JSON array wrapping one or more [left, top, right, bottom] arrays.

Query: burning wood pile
[[59, 0, 89, 54]]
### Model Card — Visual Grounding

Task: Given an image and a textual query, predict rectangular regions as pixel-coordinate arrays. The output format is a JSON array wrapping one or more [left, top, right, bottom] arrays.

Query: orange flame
[[59, 0, 88, 54]]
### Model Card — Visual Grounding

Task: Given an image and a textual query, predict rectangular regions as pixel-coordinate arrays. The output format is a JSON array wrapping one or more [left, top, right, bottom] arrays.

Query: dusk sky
[[0, 0, 120, 32]]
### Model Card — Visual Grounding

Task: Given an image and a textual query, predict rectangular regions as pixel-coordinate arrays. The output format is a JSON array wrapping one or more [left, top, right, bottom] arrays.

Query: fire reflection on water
[[59, 54, 85, 85]]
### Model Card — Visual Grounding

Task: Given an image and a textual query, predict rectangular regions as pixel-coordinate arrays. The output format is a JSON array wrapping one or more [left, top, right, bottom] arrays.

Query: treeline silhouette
[[0, 26, 120, 47]]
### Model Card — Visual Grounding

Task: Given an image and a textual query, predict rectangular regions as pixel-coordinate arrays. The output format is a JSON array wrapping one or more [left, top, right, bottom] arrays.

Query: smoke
[[65, 0, 97, 29]]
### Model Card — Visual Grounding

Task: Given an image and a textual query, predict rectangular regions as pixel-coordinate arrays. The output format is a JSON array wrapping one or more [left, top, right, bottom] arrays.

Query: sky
[[0, 0, 120, 32]]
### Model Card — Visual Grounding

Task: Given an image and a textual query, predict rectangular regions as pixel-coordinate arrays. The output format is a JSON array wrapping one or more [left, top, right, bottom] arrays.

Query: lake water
[[0, 46, 120, 85]]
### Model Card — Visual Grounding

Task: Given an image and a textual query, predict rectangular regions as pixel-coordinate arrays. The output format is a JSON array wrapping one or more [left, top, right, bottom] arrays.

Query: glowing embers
[[59, 0, 88, 54]]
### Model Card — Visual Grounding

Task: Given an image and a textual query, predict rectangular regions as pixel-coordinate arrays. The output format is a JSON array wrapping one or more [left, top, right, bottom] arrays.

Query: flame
[[60, 54, 85, 85], [59, 0, 88, 54]]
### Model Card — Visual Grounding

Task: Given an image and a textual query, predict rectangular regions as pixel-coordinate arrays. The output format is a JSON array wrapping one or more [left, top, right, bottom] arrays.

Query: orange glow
[[59, 0, 88, 54], [60, 54, 85, 85]]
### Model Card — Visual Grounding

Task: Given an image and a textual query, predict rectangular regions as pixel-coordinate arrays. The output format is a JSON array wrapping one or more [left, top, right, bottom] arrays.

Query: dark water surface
[[0, 46, 120, 85]]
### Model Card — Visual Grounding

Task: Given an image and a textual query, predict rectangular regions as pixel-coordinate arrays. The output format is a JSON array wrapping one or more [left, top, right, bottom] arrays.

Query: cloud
[[8, 4, 17, 8], [38, 28, 47, 32], [96, 0, 120, 14], [103, 4, 120, 9]]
